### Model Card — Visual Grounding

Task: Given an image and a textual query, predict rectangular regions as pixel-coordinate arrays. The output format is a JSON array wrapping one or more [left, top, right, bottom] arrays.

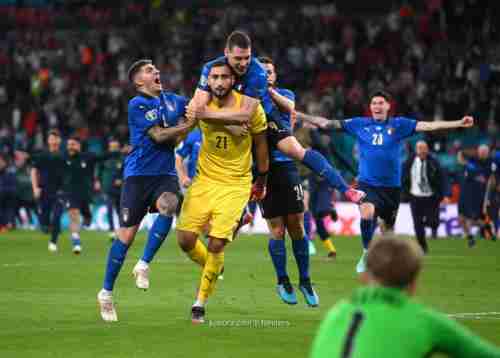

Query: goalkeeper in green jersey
[[310, 238, 500, 358]]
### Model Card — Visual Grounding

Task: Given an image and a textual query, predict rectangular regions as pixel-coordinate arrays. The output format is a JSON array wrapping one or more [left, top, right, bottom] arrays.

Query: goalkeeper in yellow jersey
[[176, 60, 269, 324]]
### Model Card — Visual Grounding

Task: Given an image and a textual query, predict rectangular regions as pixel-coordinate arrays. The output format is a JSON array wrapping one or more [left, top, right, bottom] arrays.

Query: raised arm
[[416, 116, 474, 132], [295, 111, 343, 130]]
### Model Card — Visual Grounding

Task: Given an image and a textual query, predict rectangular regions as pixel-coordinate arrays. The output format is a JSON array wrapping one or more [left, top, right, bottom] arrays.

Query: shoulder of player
[[128, 95, 154, 111], [276, 87, 295, 99], [248, 58, 267, 81]]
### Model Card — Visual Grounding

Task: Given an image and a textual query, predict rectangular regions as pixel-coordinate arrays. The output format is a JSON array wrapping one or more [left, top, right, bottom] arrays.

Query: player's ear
[[224, 47, 230, 57]]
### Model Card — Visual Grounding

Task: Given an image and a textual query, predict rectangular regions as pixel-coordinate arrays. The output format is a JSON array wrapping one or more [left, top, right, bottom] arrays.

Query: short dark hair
[[208, 59, 233, 73], [366, 238, 423, 289], [369, 89, 392, 103], [47, 129, 61, 138], [257, 56, 273, 65], [226, 30, 251, 50], [67, 135, 81, 143], [127, 59, 153, 83]]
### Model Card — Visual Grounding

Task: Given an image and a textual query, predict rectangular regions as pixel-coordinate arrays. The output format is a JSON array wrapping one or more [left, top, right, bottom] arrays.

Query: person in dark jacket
[[403, 140, 449, 253], [0, 153, 17, 232]]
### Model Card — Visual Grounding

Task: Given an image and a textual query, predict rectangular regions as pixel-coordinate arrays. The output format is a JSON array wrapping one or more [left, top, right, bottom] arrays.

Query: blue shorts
[[358, 181, 401, 227], [458, 189, 484, 220], [261, 161, 304, 219], [119, 175, 180, 227], [309, 176, 334, 216]]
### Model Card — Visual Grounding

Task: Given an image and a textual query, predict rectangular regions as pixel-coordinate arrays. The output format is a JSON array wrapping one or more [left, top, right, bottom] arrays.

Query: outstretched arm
[[416, 116, 474, 132], [296, 111, 344, 130]]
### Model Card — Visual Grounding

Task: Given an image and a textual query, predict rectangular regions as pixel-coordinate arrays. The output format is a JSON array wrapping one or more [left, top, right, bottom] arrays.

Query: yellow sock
[[197, 252, 224, 304], [322, 239, 336, 253], [187, 239, 208, 268]]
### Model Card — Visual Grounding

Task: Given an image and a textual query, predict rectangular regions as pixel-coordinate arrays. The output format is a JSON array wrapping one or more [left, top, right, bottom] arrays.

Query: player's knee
[[270, 225, 286, 239], [156, 192, 178, 216], [177, 231, 197, 252], [207, 237, 226, 253], [360, 203, 375, 219], [285, 215, 305, 239]]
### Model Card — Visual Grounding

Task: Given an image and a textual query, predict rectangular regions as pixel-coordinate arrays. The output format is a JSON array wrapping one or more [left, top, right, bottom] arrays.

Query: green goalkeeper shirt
[[311, 286, 500, 358]]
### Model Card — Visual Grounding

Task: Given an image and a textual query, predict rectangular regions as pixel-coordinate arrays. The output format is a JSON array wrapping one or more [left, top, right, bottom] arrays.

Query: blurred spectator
[[0, 153, 17, 232]]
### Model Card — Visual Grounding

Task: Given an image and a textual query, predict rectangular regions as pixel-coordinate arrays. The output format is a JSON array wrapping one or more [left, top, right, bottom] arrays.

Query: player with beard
[[177, 61, 269, 324]]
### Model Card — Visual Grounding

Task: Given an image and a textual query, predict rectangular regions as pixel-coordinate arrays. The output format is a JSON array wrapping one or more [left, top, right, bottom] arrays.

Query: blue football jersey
[[462, 158, 494, 187], [342, 116, 417, 187], [270, 88, 295, 163], [198, 56, 273, 115], [124, 91, 188, 178], [176, 127, 202, 179]]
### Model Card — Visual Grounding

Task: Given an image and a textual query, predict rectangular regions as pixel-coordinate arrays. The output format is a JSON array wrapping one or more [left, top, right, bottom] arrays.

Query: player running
[[176, 61, 269, 324], [188, 30, 365, 204], [97, 59, 195, 322], [257, 56, 318, 307], [298, 90, 474, 272]]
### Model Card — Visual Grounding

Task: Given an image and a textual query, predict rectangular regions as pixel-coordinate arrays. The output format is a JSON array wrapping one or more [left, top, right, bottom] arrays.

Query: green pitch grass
[[1, 230, 499, 358]]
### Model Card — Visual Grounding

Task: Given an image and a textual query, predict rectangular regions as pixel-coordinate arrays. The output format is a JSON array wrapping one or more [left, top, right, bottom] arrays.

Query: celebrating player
[[176, 61, 269, 324], [97, 59, 195, 322], [298, 90, 474, 272], [188, 30, 365, 204], [175, 127, 202, 189], [257, 56, 318, 307]]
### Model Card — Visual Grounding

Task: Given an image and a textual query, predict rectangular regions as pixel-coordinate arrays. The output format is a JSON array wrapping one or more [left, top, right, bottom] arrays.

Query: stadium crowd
[[0, 0, 499, 237]]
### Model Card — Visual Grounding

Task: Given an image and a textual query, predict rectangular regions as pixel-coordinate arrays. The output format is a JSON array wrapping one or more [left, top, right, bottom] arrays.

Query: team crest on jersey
[[145, 109, 158, 121], [387, 127, 394, 135]]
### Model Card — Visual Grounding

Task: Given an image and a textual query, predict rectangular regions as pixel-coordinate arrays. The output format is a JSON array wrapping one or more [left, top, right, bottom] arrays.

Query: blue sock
[[268, 239, 288, 282], [302, 150, 348, 193], [292, 237, 310, 282], [360, 219, 374, 249], [103, 239, 130, 291], [142, 215, 173, 263], [71, 233, 81, 247], [304, 211, 312, 239]]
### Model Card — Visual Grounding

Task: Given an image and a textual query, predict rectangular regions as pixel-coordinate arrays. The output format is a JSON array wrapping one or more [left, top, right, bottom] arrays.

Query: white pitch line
[[448, 312, 500, 319]]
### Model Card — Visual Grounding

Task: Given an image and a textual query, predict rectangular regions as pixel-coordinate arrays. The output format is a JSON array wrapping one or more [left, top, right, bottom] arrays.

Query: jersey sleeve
[[427, 309, 500, 357], [173, 94, 189, 117], [278, 88, 295, 102], [250, 103, 268, 135], [129, 99, 161, 134], [197, 62, 211, 92], [341, 117, 363, 137], [244, 67, 268, 100], [393, 116, 417, 140], [176, 136, 192, 159]]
